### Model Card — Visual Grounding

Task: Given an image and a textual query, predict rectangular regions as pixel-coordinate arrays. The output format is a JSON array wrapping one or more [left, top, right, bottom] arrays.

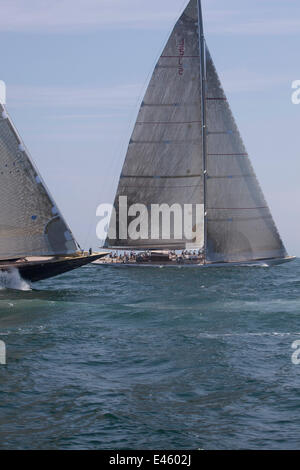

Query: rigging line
[[197, 0, 207, 259], [120, 174, 254, 185], [207, 174, 254, 179], [160, 55, 200, 58], [208, 215, 272, 222], [208, 207, 268, 210], [82, 113, 131, 251], [208, 153, 248, 156], [120, 174, 203, 179], [136, 121, 201, 125], [130, 140, 201, 144], [155, 66, 198, 71], [142, 103, 198, 107], [207, 131, 235, 135], [119, 184, 202, 189]]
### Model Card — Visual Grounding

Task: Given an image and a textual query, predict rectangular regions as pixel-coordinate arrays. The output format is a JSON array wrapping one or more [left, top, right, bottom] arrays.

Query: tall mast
[[197, 0, 207, 260]]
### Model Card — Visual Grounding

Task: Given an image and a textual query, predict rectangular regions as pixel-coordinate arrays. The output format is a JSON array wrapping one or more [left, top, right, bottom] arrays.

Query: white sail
[[0, 104, 78, 260], [205, 48, 287, 262], [106, 0, 204, 250], [105, 0, 288, 262]]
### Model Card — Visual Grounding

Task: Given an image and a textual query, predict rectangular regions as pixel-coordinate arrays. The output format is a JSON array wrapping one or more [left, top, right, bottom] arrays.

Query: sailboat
[[0, 102, 106, 282], [97, 0, 294, 268]]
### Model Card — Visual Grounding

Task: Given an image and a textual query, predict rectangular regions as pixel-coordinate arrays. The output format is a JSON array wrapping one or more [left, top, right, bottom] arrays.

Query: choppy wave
[[0, 260, 299, 450], [0, 268, 31, 291]]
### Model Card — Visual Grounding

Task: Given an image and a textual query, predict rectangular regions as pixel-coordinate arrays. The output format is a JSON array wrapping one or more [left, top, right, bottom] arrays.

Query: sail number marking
[[178, 38, 185, 75]]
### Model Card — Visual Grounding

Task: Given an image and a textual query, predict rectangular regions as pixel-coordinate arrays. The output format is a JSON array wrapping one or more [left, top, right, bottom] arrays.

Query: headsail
[[105, 0, 287, 262], [0, 103, 79, 260], [204, 48, 287, 261], [106, 0, 204, 250]]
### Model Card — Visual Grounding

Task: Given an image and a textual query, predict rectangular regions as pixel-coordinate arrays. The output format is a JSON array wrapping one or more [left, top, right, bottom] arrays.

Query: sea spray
[[0, 268, 31, 291]]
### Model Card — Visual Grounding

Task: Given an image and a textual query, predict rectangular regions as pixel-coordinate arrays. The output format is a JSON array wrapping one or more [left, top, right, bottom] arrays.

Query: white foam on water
[[0, 268, 31, 291], [238, 263, 269, 268], [197, 332, 300, 339]]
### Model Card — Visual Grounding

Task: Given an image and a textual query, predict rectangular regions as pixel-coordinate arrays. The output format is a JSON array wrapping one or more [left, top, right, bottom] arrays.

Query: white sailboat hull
[[93, 256, 295, 269]]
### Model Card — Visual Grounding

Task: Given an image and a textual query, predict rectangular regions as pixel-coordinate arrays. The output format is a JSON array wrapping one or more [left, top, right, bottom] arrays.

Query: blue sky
[[0, 0, 300, 254]]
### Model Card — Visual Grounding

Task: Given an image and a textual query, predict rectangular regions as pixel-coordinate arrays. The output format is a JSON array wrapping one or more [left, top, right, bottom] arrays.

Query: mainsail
[[0, 103, 79, 260], [105, 0, 287, 263], [106, 0, 204, 250]]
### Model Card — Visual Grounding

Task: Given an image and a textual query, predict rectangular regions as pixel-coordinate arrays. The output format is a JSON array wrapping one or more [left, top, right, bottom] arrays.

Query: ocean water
[[0, 259, 300, 450]]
